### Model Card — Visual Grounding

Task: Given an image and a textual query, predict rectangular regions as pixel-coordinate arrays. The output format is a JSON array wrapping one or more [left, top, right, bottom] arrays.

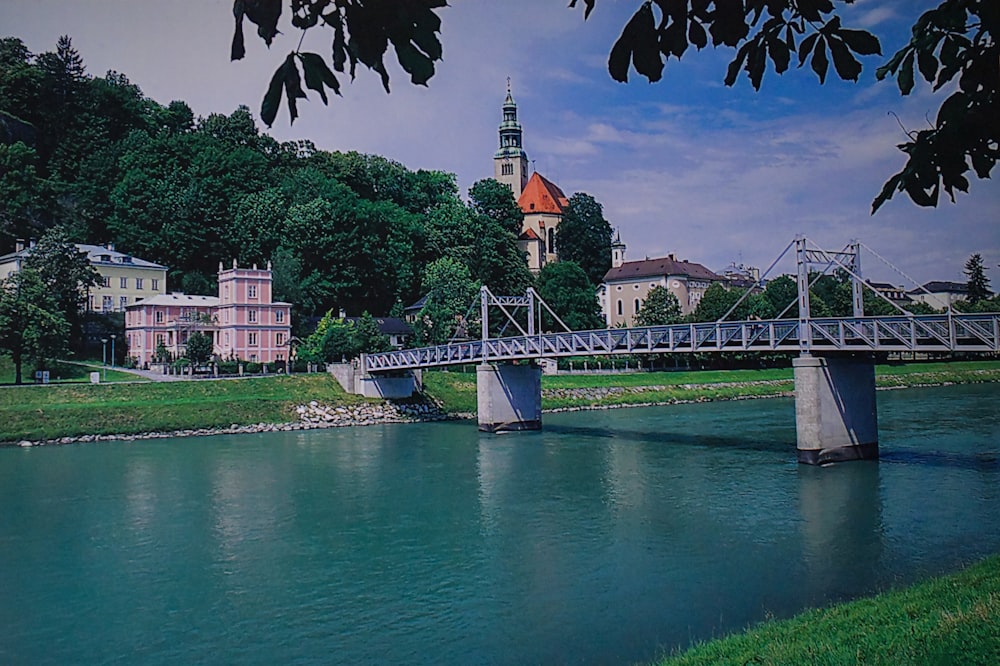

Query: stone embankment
[[12, 400, 449, 448]]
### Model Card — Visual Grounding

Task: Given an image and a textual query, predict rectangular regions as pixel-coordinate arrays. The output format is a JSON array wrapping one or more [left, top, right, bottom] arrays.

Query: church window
[[547, 228, 555, 254], [616, 300, 623, 316], [634, 298, 641, 313]]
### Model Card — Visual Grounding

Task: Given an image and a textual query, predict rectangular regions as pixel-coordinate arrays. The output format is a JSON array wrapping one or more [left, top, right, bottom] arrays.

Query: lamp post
[[110, 334, 116, 369], [101, 337, 108, 382]]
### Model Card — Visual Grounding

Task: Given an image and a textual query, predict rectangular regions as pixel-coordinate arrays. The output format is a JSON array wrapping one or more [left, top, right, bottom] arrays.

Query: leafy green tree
[[415, 257, 479, 345], [763, 275, 799, 318], [238, 1, 995, 211], [635, 285, 682, 326], [353, 311, 391, 354], [466, 180, 533, 296], [536, 261, 603, 331], [22, 227, 101, 349], [692, 283, 741, 322], [964, 253, 991, 304], [0, 142, 57, 243], [556, 192, 613, 286], [0, 269, 69, 384], [298, 309, 356, 363], [185, 331, 213, 365], [468, 178, 523, 236]]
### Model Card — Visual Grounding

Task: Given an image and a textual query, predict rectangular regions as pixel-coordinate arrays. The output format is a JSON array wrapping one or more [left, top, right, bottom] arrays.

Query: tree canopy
[[964, 253, 991, 304], [234, 1, 997, 212], [556, 193, 613, 287]]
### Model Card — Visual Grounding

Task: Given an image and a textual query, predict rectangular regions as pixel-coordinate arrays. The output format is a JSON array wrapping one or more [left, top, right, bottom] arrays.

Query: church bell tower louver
[[494, 79, 529, 200]]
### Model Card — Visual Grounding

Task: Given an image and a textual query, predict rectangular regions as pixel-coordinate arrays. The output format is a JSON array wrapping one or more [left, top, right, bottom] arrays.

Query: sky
[[2, 0, 997, 287]]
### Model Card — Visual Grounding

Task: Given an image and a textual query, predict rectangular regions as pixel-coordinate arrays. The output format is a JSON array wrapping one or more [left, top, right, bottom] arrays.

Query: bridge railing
[[362, 313, 1000, 372]]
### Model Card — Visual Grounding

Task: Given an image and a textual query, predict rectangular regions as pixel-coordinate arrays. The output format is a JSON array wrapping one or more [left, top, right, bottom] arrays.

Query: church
[[492, 84, 568, 274]]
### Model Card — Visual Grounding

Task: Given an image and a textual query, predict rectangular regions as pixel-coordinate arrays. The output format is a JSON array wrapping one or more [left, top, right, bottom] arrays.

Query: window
[[276, 333, 285, 346], [248, 310, 257, 323], [547, 228, 555, 255], [89, 295, 95, 311], [615, 285, 622, 292], [155, 311, 164, 324], [102, 295, 113, 311], [633, 284, 640, 290], [248, 285, 258, 299], [136, 278, 144, 290], [156, 334, 165, 346], [275, 310, 284, 323], [120, 277, 128, 289], [102, 276, 111, 288], [634, 299, 641, 313], [119, 296, 128, 311], [248, 332, 258, 346], [616, 300, 623, 316], [152, 279, 159, 291]]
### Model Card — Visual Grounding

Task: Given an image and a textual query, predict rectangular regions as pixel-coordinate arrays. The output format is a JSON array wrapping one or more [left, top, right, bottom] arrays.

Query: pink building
[[125, 261, 292, 366]]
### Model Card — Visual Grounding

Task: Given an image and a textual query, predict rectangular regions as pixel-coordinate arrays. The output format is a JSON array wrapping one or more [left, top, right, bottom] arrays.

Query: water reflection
[[797, 462, 885, 604]]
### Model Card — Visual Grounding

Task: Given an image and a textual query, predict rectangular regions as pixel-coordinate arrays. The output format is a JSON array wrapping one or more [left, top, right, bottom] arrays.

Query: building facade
[[492, 84, 568, 274], [906, 281, 969, 311], [125, 261, 291, 366], [599, 240, 725, 327], [0, 240, 167, 313]]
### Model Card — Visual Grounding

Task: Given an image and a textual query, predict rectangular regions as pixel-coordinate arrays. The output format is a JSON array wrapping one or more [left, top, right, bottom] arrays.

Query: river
[[1, 383, 998, 665]]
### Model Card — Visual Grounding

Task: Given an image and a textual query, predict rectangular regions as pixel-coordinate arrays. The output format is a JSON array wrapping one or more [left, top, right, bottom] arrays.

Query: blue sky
[[2, 0, 997, 286]]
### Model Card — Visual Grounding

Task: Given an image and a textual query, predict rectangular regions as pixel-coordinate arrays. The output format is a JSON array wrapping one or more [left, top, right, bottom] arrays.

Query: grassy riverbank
[[0, 373, 366, 442], [654, 554, 1000, 665], [1, 359, 998, 443], [422, 360, 1000, 414]]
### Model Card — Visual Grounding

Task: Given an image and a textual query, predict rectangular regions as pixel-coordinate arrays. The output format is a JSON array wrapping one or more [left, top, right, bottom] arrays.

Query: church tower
[[494, 80, 529, 199]]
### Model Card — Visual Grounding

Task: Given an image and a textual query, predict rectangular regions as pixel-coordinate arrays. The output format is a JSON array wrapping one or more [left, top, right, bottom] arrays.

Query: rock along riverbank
[[7, 369, 999, 448], [10, 400, 451, 448]]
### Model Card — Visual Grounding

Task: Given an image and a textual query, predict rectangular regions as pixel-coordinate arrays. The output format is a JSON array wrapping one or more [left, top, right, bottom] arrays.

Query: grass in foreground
[[654, 554, 1000, 665], [0, 373, 366, 442]]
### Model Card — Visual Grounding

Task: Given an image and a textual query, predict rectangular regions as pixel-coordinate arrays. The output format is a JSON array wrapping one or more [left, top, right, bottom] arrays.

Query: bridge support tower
[[793, 354, 878, 465], [477, 363, 542, 432]]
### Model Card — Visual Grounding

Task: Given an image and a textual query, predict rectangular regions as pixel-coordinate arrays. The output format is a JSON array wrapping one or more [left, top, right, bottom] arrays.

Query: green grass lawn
[[654, 554, 1000, 665], [0, 372, 366, 442], [0, 356, 140, 385], [422, 360, 1000, 414]]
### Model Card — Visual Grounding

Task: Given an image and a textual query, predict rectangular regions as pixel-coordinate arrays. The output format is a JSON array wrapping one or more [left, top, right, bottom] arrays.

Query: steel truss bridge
[[365, 237, 999, 374], [363, 313, 1000, 373]]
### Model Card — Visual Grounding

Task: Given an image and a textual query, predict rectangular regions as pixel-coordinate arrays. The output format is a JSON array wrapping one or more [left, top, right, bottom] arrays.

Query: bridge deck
[[363, 314, 1000, 373]]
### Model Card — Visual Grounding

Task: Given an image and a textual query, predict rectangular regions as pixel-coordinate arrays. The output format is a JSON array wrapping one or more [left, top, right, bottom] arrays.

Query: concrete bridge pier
[[793, 354, 879, 465], [477, 363, 542, 432]]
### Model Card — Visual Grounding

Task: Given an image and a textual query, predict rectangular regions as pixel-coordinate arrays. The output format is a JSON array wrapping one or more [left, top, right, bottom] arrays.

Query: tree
[[415, 257, 479, 345], [556, 192, 613, 286], [0, 269, 69, 384], [185, 331, 213, 365], [964, 253, 991, 304], [635, 285, 682, 326], [22, 226, 101, 349], [536, 261, 603, 331], [353, 311, 391, 353], [237, 1, 996, 212], [465, 179, 533, 296]]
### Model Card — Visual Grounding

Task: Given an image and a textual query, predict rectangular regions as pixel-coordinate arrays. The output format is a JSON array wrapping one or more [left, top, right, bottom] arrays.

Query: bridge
[[337, 237, 1000, 465]]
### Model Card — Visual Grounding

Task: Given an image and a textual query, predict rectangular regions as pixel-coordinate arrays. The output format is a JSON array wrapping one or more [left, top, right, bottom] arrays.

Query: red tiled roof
[[518, 172, 568, 214], [603, 256, 723, 283], [518, 228, 541, 241]]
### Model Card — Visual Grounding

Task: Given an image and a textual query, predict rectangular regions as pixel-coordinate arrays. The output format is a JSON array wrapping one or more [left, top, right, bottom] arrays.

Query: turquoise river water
[[1, 383, 999, 665]]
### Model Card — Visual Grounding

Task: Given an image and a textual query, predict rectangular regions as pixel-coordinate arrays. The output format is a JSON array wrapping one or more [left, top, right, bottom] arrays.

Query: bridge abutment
[[793, 354, 879, 465], [477, 363, 542, 432]]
